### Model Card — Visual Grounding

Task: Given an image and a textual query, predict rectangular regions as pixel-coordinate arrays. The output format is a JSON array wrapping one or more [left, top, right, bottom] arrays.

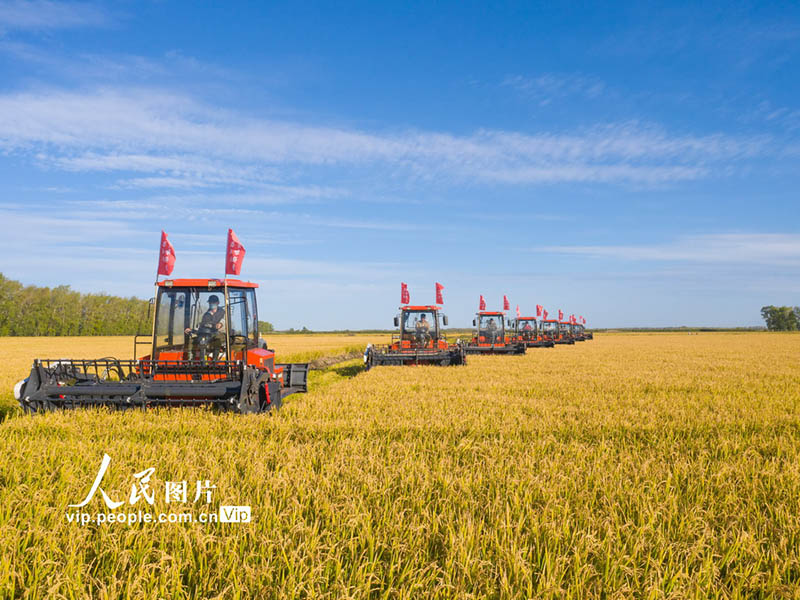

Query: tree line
[[1, 272, 797, 335], [760, 306, 800, 331], [0, 274, 149, 336]]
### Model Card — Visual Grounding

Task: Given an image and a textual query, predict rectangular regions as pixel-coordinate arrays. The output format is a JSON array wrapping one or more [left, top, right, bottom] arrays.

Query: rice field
[[1, 332, 799, 598]]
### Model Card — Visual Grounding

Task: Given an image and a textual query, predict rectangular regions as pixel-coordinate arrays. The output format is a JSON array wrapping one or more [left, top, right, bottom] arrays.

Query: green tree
[[760, 305, 800, 331], [0, 273, 149, 336], [258, 320, 274, 333]]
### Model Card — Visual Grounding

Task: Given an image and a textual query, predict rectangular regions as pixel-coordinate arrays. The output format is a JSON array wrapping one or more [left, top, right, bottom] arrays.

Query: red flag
[[503, 295, 510, 311], [543, 309, 549, 320], [558, 309, 564, 321], [581, 316, 586, 324], [401, 282, 410, 304], [435, 282, 444, 304], [225, 229, 246, 275], [571, 315, 576, 324], [536, 304, 543, 317], [157, 230, 176, 276], [515, 305, 521, 318], [479, 295, 486, 310]]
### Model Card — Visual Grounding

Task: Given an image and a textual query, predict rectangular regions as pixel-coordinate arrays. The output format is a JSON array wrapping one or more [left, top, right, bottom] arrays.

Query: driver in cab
[[185, 295, 225, 334], [415, 313, 431, 343], [185, 295, 226, 360], [521, 320, 533, 339], [486, 318, 499, 342]]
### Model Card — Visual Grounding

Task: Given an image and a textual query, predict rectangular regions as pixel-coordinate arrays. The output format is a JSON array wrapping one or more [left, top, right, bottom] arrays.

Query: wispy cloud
[[537, 233, 800, 265], [0, 87, 770, 188], [0, 0, 108, 32], [502, 73, 606, 106]]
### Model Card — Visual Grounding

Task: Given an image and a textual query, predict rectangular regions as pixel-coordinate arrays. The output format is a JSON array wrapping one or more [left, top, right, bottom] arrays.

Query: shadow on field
[[330, 363, 365, 378], [307, 358, 366, 394], [0, 402, 20, 423]]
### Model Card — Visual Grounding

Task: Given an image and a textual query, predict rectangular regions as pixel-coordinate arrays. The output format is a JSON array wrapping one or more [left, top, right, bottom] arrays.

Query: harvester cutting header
[[15, 230, 308, 414]]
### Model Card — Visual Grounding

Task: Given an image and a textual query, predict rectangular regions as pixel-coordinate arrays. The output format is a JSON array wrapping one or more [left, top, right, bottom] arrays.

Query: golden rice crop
[[1, 332, 799, 599]]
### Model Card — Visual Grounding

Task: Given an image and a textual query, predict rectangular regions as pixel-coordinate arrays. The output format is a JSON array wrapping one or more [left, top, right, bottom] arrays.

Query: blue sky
[[0, 0, 798, 329]]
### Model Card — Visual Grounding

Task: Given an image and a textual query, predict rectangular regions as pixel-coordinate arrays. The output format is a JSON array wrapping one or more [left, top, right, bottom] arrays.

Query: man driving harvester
[[185, 294, 226, 360], [485, 317, 499, 343], [414, 313, 431, 344]]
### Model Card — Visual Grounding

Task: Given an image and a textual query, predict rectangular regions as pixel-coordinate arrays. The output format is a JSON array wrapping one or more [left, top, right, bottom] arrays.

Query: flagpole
[[223, 230, 231, 364], [150, 231, 163, 361]]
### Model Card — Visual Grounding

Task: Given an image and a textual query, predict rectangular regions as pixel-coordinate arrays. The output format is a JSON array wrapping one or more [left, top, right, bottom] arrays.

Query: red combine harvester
[[570, 323, 587, 341], [15, 278, 308, 414], [540, 319, 573, 345], [464, 311, 526, 355], [509, 316, 555, 348], [365, 304, 466, 368]]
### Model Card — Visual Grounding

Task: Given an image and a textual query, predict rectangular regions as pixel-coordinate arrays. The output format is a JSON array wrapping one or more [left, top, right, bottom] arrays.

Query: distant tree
[[761, 305, 800, 331], [258, 320, 274, 333]]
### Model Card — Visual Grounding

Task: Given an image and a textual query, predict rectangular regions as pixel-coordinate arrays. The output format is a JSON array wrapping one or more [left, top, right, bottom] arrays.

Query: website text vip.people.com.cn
[[65, 505, 252, 525]]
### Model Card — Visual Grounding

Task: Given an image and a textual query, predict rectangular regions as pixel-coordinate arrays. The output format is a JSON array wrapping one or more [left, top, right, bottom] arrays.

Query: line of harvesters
[[364, 286, 591, 369], [13, 235, 591, 415]]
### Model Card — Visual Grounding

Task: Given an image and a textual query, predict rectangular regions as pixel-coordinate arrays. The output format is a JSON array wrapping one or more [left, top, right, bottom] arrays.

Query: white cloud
[[0, 0, 107, 31], [502, 73, 606, 106], [0, 88, 769, 187], [538, 233, 800, 265]]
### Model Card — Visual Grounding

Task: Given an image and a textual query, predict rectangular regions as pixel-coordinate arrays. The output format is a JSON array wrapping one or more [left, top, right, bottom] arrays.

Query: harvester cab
[[555, 321, 576, 345], [397, 306, 445, 348], [364, 305, 466, 368], [511, 317, 555, 348], [464, 311, 526, 355], [16, 278, 309, 414], [570, 323, 586, 342], [144, 279, 260, 363], [540, 319, 559, 343]]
